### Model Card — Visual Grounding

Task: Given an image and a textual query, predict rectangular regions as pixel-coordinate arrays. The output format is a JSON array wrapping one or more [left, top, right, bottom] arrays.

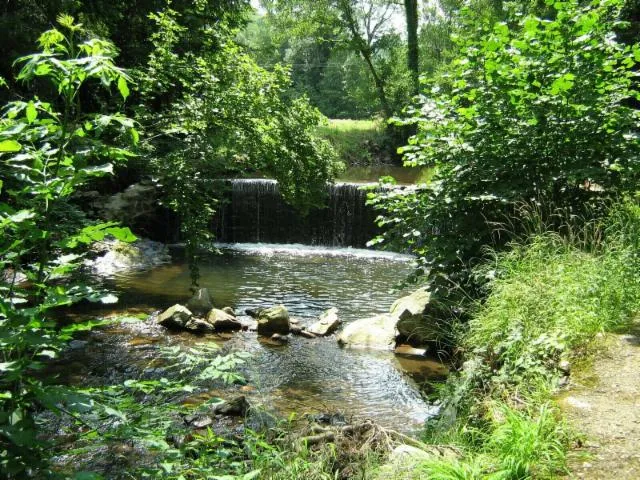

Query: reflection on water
[[337, 165, 433, 185], [101, 244, 443, 431]]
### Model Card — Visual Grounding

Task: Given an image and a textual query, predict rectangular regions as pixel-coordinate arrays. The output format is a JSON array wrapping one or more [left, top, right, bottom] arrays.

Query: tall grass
[[412, 200, 640, 479], [316, 119, 390, 166]]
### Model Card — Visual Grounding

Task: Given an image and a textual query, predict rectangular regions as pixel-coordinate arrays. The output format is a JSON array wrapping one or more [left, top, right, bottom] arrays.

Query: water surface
[[95, 244, 444, 431]]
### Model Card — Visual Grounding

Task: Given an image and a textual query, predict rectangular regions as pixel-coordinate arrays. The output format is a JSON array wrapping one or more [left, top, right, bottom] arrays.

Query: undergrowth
[[414, 200, 640, 479]]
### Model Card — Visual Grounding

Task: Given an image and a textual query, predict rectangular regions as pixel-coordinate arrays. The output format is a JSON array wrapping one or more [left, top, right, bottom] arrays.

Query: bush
[[370, 0, 640, 301]]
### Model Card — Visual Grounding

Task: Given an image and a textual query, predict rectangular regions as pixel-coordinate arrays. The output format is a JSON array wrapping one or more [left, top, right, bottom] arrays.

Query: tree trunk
[[338, 0, 394, 119], [404, 0, 419, 94]]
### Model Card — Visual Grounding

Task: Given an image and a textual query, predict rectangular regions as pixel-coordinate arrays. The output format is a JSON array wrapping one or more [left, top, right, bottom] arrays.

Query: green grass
[[316, 119, 391, 166], [414, 200, 640, 479]]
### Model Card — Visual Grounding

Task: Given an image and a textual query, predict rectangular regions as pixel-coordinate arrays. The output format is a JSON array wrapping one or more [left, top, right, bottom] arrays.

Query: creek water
[[84, 244, 445, 432]]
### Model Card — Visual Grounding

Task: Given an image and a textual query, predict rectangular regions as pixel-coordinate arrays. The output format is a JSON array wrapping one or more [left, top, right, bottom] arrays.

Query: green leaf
[[26, 102, 37, 123], [106, 226, 137, 243], [117, 76, 130, 100], [0, 140, 21, 152]]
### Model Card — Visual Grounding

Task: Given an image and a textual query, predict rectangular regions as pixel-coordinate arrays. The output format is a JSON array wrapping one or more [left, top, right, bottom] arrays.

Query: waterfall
[[212, 179, 381, 247]]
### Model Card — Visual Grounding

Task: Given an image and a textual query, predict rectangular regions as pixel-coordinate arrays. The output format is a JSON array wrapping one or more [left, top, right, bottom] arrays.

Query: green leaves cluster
[[0, 16, 136, 476], [371, 0, 640, 300], [139, 7, 338, 285]]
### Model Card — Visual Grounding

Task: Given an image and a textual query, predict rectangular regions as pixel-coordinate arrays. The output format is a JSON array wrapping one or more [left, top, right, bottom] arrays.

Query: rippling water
[[103, 244, 445, 431]]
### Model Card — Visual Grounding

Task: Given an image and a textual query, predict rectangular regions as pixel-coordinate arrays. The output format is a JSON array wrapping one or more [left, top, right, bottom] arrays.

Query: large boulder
[[206, 308, 242, 331], [257, 305, 290, 336], [308, 307, 341, 336], [337, 313, 398, 350], [186, 288, 214, 316], [157, 304, 193, 329], [390, 288, 438, 345]]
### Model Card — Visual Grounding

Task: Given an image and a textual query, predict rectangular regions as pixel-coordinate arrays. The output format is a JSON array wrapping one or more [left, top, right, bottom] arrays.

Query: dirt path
[[559, 327, 640, 479]]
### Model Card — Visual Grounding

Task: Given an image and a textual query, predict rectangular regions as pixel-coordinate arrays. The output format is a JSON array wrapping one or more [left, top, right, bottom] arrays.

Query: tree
[[138, 7, 339, 285], [369, 0, 640, 303], [263, 0, 408, 119], [404, 0, 419, 93]]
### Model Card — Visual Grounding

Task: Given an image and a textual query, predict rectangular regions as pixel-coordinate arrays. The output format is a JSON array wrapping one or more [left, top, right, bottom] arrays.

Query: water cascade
[[212, 179, 380, 247]]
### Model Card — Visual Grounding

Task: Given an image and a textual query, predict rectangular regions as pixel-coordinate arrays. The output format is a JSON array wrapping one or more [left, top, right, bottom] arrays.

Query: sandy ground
[[559, 327, 640, 479]]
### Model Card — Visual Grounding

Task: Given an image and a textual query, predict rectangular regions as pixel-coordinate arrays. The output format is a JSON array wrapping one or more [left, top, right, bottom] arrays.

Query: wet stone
[[308, 307, 341, 336], [213, 396, 249, 416], [186, 288, 214, 316]]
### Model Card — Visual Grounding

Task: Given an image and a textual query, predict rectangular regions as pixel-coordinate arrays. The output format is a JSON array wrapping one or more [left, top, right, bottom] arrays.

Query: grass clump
[[316, 119, 391, 166], [415, 200, 640, 479]]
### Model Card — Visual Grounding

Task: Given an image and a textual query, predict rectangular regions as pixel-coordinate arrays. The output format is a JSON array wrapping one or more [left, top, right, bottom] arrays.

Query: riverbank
[[391, 202, 640, 479]]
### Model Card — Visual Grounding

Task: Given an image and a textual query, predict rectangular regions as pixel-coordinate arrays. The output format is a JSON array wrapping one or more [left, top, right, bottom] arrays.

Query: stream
[[67, 243, 445, 433]]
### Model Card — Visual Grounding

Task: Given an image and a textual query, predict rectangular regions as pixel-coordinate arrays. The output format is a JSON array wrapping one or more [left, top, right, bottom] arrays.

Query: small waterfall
[[212, 179, 381, 247]]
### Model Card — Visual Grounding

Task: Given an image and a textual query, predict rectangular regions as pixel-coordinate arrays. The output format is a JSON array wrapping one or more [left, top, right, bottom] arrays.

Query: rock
[[245, 307, 265, 318], [308, 307, 341, 336], [289, 317, 300, 325], [206, 308, 241, 331], [213, 396, 249, 416], [257, 305, 290, 336], [391, 288, 440, 345], [374, 444, 459, 480], [68, 340, 88, 350], [395, 344, 427, 357], [270, 333, 289, 343], [290, 325, 317, 338], [157, 304, 193, 330], [184, 317, 216, 333], [184, 414, 213, 429], [222, 306, 236, 316], [337, 313, 398, 350], [559, 359, 571, 375], [89, 238, 171, 276], [157, 305, 215, 333], [100, 181, 160, 230], [0, 268, 28, 286], [390, 288, 431, 320], [186, 288, 214, 316]]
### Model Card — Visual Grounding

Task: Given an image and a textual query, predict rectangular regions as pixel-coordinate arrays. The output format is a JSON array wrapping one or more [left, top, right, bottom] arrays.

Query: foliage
[[0, 0, 252, 103], [419, 404, 567, 479], [138, 6, 338, 285], [416, 200, 640, 479], [0, 16, 136, 477], [258, 0, 412, 120], [369, 0, 640, 301]]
